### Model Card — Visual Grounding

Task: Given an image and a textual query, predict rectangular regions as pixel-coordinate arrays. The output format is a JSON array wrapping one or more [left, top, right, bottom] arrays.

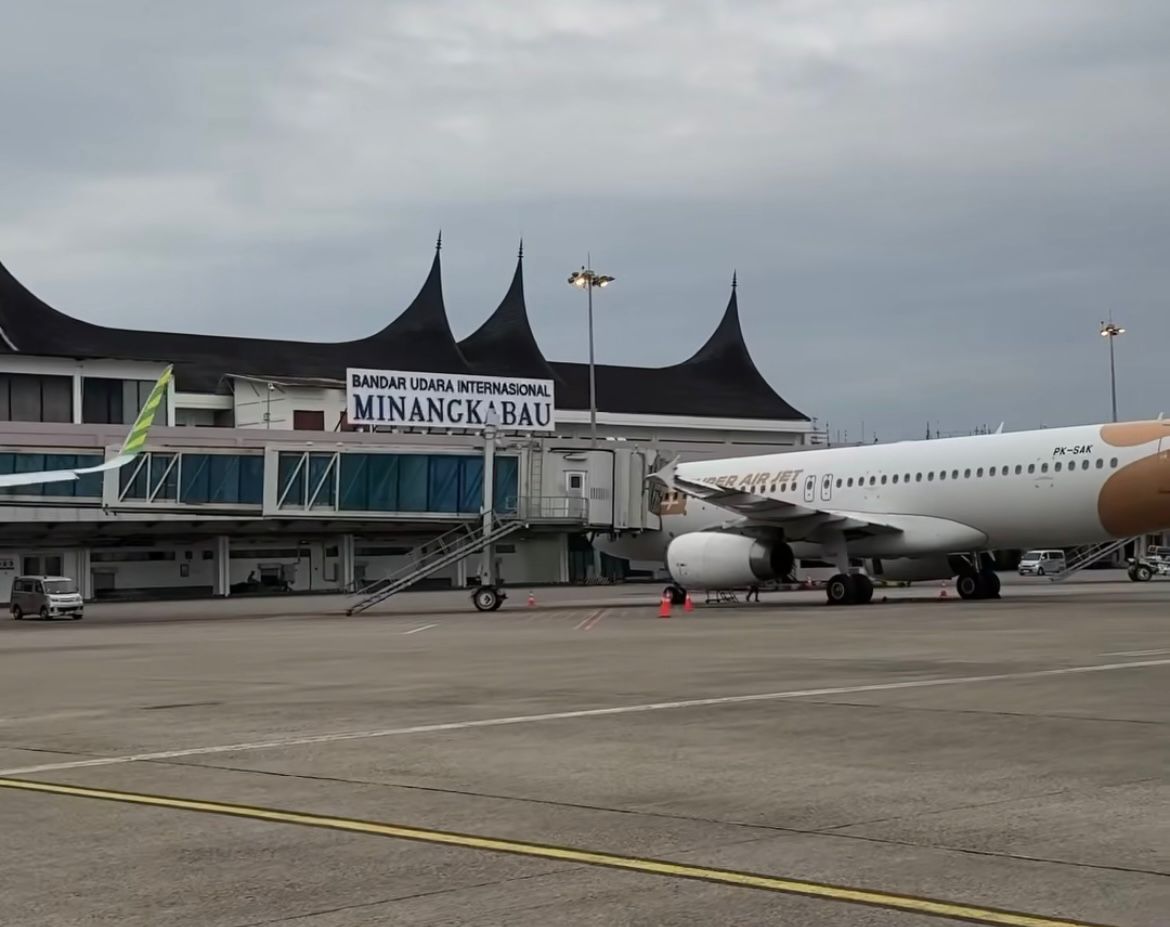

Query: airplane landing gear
[[955, 568, 1001, 600], [826, 573, 874, 606], [664, 584, 687, 606], [472, 585, 506, 611]]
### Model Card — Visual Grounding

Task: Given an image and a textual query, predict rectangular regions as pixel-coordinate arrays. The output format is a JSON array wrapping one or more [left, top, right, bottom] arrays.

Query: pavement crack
[[225, 867, 583, 927], [148, 757, 1170, 878]]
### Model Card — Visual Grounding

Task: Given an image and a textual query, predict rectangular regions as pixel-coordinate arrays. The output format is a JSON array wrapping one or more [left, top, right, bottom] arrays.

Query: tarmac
[[0, 575, 1167, 925]]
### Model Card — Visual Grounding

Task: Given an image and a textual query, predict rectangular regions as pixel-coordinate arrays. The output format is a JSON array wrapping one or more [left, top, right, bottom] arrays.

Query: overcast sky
[[2, 1, 1167, 440]]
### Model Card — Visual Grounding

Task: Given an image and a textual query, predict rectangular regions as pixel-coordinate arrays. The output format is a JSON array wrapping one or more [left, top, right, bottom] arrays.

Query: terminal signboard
[[346, 368, 556, 432]]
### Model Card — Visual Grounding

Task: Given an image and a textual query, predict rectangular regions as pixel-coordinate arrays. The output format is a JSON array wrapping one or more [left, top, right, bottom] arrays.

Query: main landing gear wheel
[[826, 574, 872, 605], [956, 571, 1001, 600], [471, 586, 505, 612], [664, 584, 687, 606]]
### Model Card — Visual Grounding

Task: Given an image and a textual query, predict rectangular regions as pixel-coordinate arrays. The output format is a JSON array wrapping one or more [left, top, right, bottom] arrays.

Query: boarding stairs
[[1048, 537, 1135, 582], [345, 513, 525, 615]]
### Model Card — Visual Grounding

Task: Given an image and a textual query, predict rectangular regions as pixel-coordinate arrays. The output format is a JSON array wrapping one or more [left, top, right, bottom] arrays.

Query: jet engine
[[666, 531, 795, 589]]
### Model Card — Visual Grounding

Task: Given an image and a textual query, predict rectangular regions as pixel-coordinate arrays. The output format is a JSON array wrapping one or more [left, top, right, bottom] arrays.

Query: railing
[[517, 496, 588, 521]]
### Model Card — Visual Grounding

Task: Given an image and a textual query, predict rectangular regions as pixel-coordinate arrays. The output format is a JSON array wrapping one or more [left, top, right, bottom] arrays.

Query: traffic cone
[[527, 591, 536, 607], [659, 592, 672, 618], [683, 592, 694, 613]]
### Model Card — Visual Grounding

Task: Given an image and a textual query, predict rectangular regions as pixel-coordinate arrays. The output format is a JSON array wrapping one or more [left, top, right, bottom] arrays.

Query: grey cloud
[[1, 0, 1168, 439]]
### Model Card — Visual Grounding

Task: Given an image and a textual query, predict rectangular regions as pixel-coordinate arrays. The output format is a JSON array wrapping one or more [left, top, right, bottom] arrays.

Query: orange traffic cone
[[683, 591, 694, 613], [659, 592, 672, 618], [527, 591, 536, 607]]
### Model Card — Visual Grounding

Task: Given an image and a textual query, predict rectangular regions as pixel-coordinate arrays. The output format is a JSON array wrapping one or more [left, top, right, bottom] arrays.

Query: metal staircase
[[1049, 537, 1134, 582], [345, 513, 525, 615]]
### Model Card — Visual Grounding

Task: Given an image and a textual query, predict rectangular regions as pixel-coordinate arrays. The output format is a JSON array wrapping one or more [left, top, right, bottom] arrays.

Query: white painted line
[[1103, 648, 1170, 657], [1, 658, 1166, 777], [573, 610, 601, 631], [403, 624, 438, 635]]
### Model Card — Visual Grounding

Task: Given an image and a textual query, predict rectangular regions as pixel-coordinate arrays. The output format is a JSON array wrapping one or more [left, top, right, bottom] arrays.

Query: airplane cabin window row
[[751, 457, 1122, 496]]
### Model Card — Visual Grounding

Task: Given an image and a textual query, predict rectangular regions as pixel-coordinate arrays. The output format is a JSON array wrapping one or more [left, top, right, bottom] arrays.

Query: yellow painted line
[[0, 777, 1114, 927]]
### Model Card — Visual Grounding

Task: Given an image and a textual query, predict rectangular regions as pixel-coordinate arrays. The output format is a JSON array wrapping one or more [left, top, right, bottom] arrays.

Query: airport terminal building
[[0, 243, 821, 601]]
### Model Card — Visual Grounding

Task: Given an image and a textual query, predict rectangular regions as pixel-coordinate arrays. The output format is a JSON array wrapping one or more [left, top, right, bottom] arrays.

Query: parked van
[[1017, 550, 1066, 576], [10, 575, 84, 620]]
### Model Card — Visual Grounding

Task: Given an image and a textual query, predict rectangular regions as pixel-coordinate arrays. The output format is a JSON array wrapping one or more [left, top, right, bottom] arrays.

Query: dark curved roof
[[0, 248, 808, 421], [0, 243, 471, 391], [550, 276, 808, 421], [458, 244, 560, 383]]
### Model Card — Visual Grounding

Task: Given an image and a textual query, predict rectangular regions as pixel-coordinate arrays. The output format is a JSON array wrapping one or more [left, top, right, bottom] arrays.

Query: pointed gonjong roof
[[458, 241, 560, 383], [550, 273, 809, 421], [0, 246, 808, 421], [0, 237, 471, 391]]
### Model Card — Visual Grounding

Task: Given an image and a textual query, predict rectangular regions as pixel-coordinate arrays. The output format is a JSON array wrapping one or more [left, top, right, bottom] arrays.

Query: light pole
[[567, 261, 614, 447], [1099, 319, 1126, 422]]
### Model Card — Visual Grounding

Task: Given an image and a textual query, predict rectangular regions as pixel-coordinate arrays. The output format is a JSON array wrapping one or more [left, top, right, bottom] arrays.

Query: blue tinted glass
[[180, 454, 211, 503], [428, 456, 460, 513], [460, 457, 484, 513], [277, 452, 305, 507], [398, 455, 428, 511]]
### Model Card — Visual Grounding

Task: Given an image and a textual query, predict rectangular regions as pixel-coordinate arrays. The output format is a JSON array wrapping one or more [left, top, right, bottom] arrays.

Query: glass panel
[[366, 455, 399, 511], [149, 453, 178, 501], [460, 457, 484, 513], [339, 455, 369, 511], [427, 456, 460, 513], [397, 455, 429, 511], [9, 374, 43, 421], [238, 456, 263, 504], [277, 453, 305, 507], [308, 453, 335, 508], [180, 453, 211, 503], [43, 454, 79, 497], [75, 455, 103, 497], [208, 455, 240, 503], [41, 376, 73, 423], [494, 456, 519, 513]]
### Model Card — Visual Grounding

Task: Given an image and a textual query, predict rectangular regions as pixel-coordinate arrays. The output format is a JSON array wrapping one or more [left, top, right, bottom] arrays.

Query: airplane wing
[[0, 366, 173, 490], [648, 456, 903, 539]]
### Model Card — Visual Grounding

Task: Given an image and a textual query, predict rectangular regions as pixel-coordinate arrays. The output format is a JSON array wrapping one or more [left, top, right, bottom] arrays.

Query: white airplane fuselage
[[596, 420, 1170, 591]]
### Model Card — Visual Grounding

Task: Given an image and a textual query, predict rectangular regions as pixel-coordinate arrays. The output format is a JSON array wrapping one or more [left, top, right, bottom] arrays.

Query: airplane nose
[[1097, 450, 1170, 537]]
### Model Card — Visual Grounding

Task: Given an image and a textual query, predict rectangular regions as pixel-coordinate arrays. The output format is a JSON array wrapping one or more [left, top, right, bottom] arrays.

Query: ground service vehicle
[[10, 575, 84, 620]]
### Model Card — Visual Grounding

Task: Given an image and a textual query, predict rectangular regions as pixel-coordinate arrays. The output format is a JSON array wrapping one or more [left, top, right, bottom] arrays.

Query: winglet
[[117, 365, 173, 458], [75, 365, 173, 476], [646, 455, 681, 490]]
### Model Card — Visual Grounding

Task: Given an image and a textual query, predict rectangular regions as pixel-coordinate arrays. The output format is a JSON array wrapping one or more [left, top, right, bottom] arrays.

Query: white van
[[1017, 550, 1066, 576], [10, 575, 84, 620]]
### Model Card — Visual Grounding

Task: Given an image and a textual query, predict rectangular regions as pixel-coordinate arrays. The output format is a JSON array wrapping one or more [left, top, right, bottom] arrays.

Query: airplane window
[[1110, 457, 1118, 468], [952, 469, 959, 479], [976, 467, 984, 477], [770, 483, 776, 492], [1095, 459, 1103, 469], [1081, 459, 1090, 470], [1028, 464, 1035, 474], [927, 472, 934, 481], [1014, 465, 1022, 475], [904, 473, 911, 483], [1002, 466, 1009, 477], [892, 474, 899, 483], [989, 467, 996, 476], [881, 475, 888, 484], [846, 478, 853, 487], [964, 469, 971, 478], [1041, 463, 1049, 473], [916, 473, 922, 482], [869, 476, 876, 486], [939, 470, 947, 480], [836, 478, 842, 488], [1054, 462, 1062, 472]]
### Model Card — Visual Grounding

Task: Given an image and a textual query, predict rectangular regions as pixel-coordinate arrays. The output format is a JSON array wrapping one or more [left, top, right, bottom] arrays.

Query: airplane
[[594, 492, 953, 603], [0, 366, 173, 491], [625, 419, 1170, 605]]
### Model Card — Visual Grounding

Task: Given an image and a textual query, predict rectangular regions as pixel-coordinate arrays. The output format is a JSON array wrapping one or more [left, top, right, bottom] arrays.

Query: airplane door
[[803, 474, 817, 503], [820, 473, 833, 502]]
